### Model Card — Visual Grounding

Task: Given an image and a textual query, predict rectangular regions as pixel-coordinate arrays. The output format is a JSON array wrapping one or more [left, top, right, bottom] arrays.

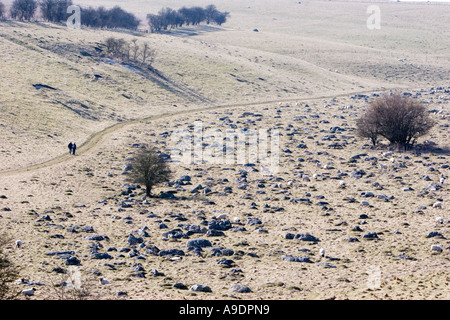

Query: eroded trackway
[[0, 89, 387, 177]]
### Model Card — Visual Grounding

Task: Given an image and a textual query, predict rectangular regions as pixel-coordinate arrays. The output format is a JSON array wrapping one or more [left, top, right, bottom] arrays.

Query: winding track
[[0, 89, 386, 177]]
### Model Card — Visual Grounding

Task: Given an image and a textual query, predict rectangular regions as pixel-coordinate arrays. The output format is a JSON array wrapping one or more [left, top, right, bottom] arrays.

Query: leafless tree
[[10, 0, 37, 21], [356, 109, 379, 146]]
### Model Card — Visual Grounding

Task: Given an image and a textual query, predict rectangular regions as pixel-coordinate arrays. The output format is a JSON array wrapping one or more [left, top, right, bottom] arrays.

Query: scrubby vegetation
[[40, 0, 72, 23], [356, 93, 436, 149], [127, 147, 172, 197], [104, 37, 156, 66], [0, 1, 5, 19], [10, 0, 38, 21], [0, 233, 21, 300], [79, 5, 140, 30]]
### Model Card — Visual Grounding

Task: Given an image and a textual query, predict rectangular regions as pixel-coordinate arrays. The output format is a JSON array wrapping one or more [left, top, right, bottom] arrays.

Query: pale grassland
[[1, 0, 449, 170]]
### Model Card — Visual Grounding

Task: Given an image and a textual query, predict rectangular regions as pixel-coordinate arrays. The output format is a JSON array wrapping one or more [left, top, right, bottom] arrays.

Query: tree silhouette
[[0, 1, 5, 19], [40, 0, 73, 23], [147, 5, 229, 32]]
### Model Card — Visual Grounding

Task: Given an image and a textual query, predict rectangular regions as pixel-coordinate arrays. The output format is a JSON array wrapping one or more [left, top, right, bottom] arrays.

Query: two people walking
[[68, 142, 77, 155]]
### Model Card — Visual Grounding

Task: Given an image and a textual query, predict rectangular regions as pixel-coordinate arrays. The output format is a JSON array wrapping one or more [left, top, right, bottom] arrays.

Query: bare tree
[[105, 37, 127, 60], [127, 147, 172, 197], [39, 0, 72, 23], [10, 0, 37, 21], [104, 37, 155, 67], [356, 110, 379, 146], [356, 93, 436, 149], [148, 5, 229, 32]]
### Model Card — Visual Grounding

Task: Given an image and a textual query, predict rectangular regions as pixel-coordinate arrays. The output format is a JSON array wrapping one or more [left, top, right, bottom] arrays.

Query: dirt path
[[0, 88, 389, 177]]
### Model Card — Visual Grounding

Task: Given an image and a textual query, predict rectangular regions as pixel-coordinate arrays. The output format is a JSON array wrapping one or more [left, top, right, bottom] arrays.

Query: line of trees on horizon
[[0, 0, 229, 32]]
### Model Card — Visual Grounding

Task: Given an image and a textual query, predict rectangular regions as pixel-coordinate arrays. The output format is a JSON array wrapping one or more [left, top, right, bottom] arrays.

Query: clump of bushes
[[80, 5, 140, 30], [0, 233, 21, 300], [104, 37, 156, 66], [9, 0, 38, 21]]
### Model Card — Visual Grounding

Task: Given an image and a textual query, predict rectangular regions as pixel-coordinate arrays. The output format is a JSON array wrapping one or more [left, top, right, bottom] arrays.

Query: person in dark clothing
[[68, 142, 73, 154], [72, 143, 77, 155]]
